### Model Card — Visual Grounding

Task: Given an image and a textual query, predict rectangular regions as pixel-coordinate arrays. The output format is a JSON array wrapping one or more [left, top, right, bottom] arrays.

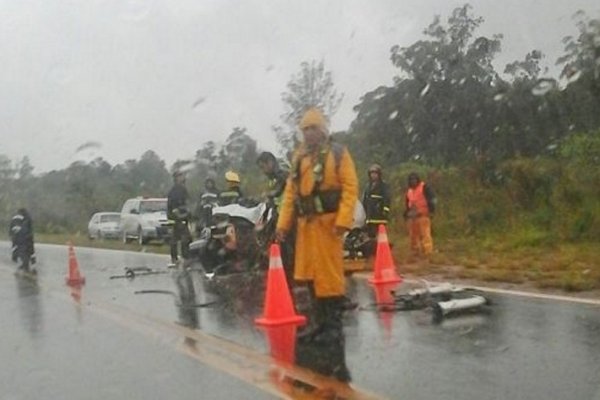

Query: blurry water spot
[[413, 154, 421, 160], [452, 123, 459, 130], [265, 65, 275, 72], [547, 143, 558, 151], [74, 141, 102, 164], [569, 124, 576, 131], [192, 97, 206, 109], [531, 78, 556, 96], [420, 83, 430, 97], [565, 69, 582, 84], [459, 77, 467, 85], [75, 141, 102, 153], [493, 93, 505, 101], [373, 92, 386, 100], [494, 126, 500, 132], [388, 110, 399, 120], [175, 160, 195, 174]]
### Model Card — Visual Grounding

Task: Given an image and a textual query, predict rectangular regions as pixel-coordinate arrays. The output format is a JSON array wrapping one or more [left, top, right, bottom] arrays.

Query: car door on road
[[120, 198, 140, 239]]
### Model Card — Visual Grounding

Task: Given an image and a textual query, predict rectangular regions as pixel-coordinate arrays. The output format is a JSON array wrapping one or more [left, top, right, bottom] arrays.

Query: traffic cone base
[[263, 324, 298, 364], [66, 242, 86, 287], [369, 225, 402, 285], [255, 244, 306, 327], [66, 275, 86, 286]]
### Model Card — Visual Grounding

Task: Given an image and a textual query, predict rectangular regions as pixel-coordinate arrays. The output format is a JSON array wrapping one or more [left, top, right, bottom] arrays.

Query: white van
[[119, 197, 169, 245]]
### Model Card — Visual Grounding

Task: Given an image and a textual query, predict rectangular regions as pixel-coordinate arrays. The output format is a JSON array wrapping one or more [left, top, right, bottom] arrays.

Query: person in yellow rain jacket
[[276, 107, 358, 342]]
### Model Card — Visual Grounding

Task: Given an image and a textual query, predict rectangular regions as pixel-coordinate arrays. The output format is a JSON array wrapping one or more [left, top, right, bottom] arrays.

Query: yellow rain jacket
[[277, 143, 358, 297]]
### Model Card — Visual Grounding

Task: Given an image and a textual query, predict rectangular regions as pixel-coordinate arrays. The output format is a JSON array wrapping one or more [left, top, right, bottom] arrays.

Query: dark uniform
[[167, 174, 191, 264], [217, 187, 242, 206], [9, 208, 36, 271], [218, 171, 243, 206], [362, 164, 391, 240], [257, 152, 292, 280], [195, 179, 219, 230]]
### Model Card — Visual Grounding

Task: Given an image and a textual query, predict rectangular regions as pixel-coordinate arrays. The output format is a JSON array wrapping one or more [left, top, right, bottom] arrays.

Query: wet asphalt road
[[1, 242, 600, 400]]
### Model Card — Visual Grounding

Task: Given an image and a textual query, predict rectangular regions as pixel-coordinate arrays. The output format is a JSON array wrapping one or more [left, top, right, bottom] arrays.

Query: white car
[[119, 197, 170, 245], [88, 212, 121, 240]]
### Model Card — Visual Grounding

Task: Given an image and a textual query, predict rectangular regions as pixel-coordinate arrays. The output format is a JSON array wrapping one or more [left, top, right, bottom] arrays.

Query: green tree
[[275, 60, 343, 151]]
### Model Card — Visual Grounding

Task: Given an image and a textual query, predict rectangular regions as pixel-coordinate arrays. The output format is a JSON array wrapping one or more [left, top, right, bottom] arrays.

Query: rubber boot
[[299, 296, 345, 345]]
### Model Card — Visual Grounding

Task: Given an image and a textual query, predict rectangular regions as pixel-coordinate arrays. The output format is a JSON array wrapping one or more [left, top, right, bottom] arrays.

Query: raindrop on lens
[[388, 110, 399, 120], [531, 78, 556, 96], [566, 69, 582, 84], [493, 93, 505, 101]]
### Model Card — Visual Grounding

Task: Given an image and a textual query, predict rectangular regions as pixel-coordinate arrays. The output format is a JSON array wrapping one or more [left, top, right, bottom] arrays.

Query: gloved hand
[[382, 208, 390, 220], [275, 229, 287, 243], [334, 226, 348, 237]]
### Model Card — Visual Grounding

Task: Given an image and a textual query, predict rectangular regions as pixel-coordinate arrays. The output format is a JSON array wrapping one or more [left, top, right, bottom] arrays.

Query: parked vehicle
[[88, 212, 121, 240], [119, 197, 170, 245]]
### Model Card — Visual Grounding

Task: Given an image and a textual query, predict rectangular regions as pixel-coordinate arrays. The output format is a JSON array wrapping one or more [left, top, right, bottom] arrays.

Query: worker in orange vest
[[403, 172, 436, 258]]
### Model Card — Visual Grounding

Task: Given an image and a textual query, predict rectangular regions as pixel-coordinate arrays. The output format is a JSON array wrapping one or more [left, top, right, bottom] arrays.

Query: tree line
[[1, 4, 599, 240]]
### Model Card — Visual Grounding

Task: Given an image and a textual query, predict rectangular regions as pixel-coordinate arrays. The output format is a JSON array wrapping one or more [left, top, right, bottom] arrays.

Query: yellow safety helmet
[[225, 171, 240, 184], [299, 107, 328, 131]]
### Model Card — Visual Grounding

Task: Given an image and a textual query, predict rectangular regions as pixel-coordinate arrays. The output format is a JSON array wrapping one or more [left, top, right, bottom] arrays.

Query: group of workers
[[8, 107, 435, 346], [165, 107, 436, 343]]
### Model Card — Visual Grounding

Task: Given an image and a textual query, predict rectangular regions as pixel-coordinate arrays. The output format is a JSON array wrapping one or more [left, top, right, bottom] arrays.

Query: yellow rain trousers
[[408, 216, 433, 256], [277, 145, 358, 298]]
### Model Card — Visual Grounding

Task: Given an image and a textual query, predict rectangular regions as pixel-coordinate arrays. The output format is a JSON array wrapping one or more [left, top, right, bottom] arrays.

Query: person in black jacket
[[167, 171, 191, 265], [256, 151, 288, 209], [195, 177, 219, 231], [362, 164, 391, 241], [9, 208, 36, 271]]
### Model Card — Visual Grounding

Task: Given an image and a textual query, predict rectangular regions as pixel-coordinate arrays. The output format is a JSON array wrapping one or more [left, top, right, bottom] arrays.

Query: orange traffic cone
[[368, 224, 402, 285], [255, 244, 306, 326], [65, 242, 86, 286], [263, 324, 298, 364]]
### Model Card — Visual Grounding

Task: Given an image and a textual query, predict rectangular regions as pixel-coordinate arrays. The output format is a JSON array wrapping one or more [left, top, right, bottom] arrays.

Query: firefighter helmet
[[225, 171, 240, 184], [368, 164, 382, 175]]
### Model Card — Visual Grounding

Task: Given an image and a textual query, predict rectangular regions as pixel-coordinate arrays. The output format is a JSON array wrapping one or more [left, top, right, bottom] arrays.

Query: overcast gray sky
[[1, 0, 599, 172]]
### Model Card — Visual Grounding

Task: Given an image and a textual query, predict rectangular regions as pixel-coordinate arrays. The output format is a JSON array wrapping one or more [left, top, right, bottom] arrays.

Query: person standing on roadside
[[218, 171, 243, 206], [9, 208, 36, 272], [276, 107, 359, 343], [167, 171, 191, 265], [362, 163, 391, 250], [404, 172, 436, 258], [195, 177, 219, 231]]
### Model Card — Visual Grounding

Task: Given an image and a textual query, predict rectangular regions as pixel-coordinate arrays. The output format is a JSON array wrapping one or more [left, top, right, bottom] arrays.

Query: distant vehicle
[[119, 197, 169, 245], [87, 212, 121, 240]]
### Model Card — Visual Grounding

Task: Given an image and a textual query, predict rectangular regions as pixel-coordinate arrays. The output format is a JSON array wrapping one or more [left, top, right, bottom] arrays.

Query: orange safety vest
[[406, 182, 429, 216]]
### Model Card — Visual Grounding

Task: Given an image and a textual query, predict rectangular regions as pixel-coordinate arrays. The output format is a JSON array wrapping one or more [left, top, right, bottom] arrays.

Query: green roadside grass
[[392, 232, 600, 292]]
